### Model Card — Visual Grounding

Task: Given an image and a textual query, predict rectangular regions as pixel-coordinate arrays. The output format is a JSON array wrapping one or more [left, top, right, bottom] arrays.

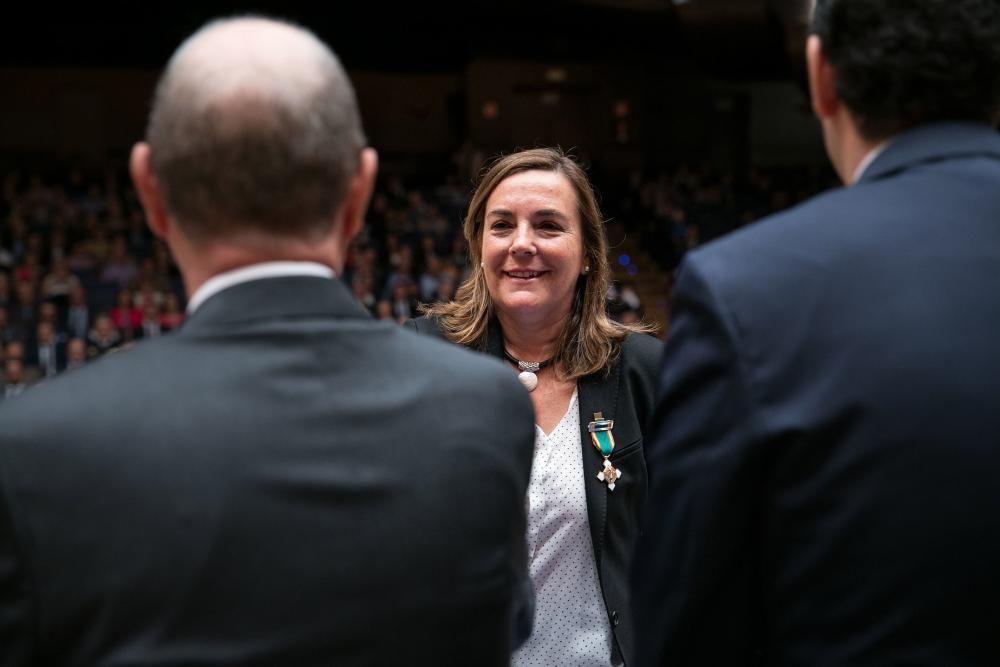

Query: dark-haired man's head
[[129, 16, 378, 295], [807, 0, 1000, 181]]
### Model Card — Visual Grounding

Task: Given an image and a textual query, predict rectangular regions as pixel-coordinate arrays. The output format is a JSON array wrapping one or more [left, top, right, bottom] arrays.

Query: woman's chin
[[495, 297, 545, 316], [495, 295, 570, 322]]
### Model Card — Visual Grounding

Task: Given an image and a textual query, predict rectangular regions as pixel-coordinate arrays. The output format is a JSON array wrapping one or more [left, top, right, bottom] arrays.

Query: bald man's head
[[146, 17, 366, 242]]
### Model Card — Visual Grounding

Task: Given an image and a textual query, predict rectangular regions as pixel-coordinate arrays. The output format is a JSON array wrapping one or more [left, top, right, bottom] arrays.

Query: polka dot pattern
[[513, 389, 617, 666]]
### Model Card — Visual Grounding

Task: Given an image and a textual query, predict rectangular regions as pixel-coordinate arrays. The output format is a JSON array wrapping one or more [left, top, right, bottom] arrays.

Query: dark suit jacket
[[632, 122, 1000, 666], [408, 315, 662, 666], [0, 276, 536, 666]]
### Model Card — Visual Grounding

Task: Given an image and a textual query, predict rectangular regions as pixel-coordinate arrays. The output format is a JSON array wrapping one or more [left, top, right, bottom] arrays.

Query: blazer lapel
[[578, 363, 621, 567]]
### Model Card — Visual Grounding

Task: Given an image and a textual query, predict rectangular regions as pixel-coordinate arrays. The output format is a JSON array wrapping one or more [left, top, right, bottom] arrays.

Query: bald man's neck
[[168, 231, 348, 300]]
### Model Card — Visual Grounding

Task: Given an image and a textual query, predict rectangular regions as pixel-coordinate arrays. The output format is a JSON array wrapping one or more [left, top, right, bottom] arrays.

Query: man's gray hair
[[147, 17, 366, 241]]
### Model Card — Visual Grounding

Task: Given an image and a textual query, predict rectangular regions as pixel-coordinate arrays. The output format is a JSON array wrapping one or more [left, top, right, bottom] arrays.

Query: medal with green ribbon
[[588, 412, 621, 491]]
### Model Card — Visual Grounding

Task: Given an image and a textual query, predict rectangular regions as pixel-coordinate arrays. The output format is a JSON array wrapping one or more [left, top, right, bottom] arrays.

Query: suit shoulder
[[399, 317, 520, 392], [622, 331, 664, 371], [0, 338, 172, 441], [677, 186, 865, 311], [690, 188, 842, 264], [620, 331, 664, 394], [393, 324, 528, 401], [619, 333, 663, 424]]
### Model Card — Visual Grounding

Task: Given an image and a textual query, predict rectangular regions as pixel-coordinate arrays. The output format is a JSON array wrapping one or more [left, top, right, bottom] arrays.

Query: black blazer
[[408, 315, 662, 666], [632, 122, 1000, 666], [0, 276, 536, 666]]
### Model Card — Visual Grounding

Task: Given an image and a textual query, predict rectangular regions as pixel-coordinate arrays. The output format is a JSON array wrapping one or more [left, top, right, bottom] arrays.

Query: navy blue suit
[[632, 123, 1000, 666]]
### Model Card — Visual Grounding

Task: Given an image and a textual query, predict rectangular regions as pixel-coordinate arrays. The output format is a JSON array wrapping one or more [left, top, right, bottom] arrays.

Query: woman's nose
[[510, 223, 535, 255]]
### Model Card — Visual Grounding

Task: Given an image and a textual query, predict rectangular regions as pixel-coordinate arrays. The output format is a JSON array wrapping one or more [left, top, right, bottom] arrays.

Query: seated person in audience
[[9, 280, 37, 341], [100, 235, 139, 288], [65, 337, 88, 370], [1, 341, 37, 386], [138, 302, 162, 339], [68, 220, 109, 271], [109, 288, 142, 337], [133, 280, 163, 311], [41, 255, 80, 302], [3, 340, 25, 365], [87, 313, 122, 356], [350, 273, 377, 312], [26, 321, 65, 379], [418, 254, 442, 303], [137, 257, 172, 294], [2, 358, 27, 399], [374, 299, 393, 321], [37, 300, 61, 331], [435, 268, 457, 303], [159, 292, 184, 331], [389, 280, 416, 323], [66, 285, 91, 340], [14, 253, 42, 286]]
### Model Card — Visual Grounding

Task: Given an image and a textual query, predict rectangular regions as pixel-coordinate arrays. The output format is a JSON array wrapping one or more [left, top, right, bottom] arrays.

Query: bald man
[[0, 17, 535, 666]]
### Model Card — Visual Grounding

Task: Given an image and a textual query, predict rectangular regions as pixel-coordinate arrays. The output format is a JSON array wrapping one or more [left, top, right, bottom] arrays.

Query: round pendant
[[517, 370, 538, 392]]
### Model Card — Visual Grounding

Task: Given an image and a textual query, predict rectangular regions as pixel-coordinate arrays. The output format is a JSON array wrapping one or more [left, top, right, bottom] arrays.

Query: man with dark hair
[[25, 320, 64, 378], [0, 17, 534, 666], [633, 1, 1000, 665]]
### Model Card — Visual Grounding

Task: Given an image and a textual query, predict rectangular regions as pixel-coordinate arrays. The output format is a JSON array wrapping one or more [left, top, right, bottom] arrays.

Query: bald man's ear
[[338, 147, 378, 245], [130, 143, 171, 240], [807, 35, 840, 120]]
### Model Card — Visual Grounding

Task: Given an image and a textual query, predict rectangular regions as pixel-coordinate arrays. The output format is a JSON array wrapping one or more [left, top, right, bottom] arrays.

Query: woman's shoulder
[[614, 332, 664, 438], [404, 315, 446, 339], [620, 330, 664, 373]]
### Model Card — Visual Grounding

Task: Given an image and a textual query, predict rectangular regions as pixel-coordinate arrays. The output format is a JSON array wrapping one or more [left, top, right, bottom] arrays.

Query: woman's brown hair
[[423, 147, 655, 379]]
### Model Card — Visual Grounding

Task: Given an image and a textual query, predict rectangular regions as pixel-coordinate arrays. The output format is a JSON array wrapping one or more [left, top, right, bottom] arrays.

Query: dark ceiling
[[2, 1, 810, 80]]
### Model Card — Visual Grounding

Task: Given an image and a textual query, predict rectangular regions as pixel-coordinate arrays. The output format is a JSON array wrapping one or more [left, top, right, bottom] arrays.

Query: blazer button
[[611, 610, 620, 627]]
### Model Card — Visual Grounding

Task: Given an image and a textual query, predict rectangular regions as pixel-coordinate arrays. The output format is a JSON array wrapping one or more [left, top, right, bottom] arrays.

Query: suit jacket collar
[[861, 121, 1000, 184], [180, 276, 371, 335]]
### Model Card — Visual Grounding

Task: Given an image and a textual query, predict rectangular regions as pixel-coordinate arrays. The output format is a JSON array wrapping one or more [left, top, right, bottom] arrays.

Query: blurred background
[[0, 0, 832, 393]]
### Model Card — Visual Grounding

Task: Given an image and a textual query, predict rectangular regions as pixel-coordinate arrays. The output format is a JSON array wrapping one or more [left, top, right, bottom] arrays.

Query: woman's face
[[481, 169, 586, 324]]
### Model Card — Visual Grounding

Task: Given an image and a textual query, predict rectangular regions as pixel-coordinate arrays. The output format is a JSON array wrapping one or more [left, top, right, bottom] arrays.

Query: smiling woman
[[482, 169, 586, 336], [408, 147, 663, 666]]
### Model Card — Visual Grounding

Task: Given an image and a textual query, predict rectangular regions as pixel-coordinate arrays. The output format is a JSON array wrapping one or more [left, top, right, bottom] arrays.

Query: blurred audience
[[0, 152, 824, 394]]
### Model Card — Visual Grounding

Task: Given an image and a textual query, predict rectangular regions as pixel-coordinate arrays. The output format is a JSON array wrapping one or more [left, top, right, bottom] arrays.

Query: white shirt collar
[[851, 140, 891, 184], [186, 261, 335, 315]]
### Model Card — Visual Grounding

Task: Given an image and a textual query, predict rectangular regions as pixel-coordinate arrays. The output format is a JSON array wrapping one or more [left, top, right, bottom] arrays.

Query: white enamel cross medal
[[588, 412, 621, 491]]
